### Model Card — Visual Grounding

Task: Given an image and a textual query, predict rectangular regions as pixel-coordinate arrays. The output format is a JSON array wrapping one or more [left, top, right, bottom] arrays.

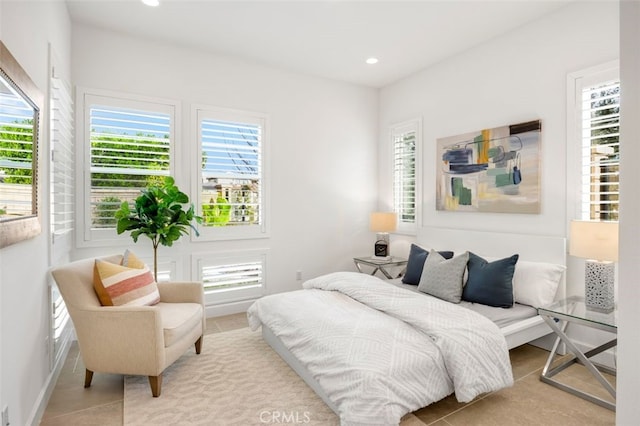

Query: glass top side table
[[353, 256, 407, 279], [538, 296, 617, 411]]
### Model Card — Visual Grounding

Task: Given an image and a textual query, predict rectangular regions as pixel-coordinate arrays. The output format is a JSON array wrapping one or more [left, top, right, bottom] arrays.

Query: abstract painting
[[436, 120, 541, 214]]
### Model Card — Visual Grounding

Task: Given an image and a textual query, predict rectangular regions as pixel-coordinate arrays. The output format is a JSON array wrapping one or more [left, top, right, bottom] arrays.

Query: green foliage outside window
[[91, 132, 169, 188], [202, 194, 231, 227], [0, 120, 33, 184], [94, 196, 122, 226]]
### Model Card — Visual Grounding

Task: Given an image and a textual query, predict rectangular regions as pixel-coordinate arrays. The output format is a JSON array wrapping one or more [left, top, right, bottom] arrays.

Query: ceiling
[[66, 0, 573, 88]]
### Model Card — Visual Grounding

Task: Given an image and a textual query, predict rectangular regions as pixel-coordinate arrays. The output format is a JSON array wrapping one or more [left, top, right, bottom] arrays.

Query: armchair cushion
[[157, 302, 204, 347], [93, 259, 160, 307]]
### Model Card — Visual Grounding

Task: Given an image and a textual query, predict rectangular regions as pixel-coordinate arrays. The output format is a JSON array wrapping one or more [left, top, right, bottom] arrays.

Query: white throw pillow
[[511, 261, 566, 308]]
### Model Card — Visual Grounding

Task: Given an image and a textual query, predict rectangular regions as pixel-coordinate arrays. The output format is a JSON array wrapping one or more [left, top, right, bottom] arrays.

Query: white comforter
[[247, 272, 513, 426]]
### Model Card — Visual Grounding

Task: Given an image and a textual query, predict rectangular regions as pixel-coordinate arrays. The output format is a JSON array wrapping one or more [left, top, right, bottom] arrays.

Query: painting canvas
[[436, 120, 541, 214]]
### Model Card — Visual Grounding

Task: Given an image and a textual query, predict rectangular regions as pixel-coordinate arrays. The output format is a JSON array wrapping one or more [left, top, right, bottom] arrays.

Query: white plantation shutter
[[195, 252, 266, 305], [79, 92, 175, 241], [202, 119, 260, 180], [0, 73, 36, 217], [580, 79, 620, 221], [52, 285, 69, 341], [391, 120, 420, 230], [48, 50, 75, 371], [50, 69, 75, 245], [203, 262, 262, 291], [196, 106, 267, 239]]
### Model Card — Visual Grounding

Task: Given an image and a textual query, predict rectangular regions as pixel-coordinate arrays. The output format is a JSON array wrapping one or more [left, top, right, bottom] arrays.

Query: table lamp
[[370, 212, 397, 260], [569, 220, 619, 311]]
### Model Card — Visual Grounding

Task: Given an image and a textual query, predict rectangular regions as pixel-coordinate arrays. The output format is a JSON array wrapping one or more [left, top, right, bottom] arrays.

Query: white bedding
[[247, 272, 514, 426], [389, 279, 539, 328]]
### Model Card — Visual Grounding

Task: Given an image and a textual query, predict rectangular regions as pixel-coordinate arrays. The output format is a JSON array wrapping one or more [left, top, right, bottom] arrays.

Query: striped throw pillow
[[93, 255, 160, 307], [122, 249, 147, 269]]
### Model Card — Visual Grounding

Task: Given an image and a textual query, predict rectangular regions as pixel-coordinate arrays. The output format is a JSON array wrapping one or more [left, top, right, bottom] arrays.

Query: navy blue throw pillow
[[462, 252, 519, 308], [402, 244, 454, 285]]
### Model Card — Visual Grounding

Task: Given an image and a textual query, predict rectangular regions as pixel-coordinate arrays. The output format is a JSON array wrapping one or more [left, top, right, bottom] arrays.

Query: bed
[[247, 228, 566, 425]]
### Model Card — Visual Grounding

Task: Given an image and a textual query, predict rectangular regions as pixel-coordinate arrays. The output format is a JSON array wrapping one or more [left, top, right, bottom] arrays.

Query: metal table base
[[539, 314, 616, 411]]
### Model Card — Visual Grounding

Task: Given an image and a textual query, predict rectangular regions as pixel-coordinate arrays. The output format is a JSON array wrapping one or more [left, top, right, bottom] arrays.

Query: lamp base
[[371, 255, 391, 261], [373, 232, 390, 258], [375, 232, 390, 244], [584, 260, 615, 312]]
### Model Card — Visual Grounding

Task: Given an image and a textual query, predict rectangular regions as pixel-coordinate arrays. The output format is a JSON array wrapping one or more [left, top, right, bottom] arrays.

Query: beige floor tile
[[413, 394, 471, 424], [443, 373, 614, 426], [547, 363, 616, 404], [414, 344, 544, 424], [41, 373, 123, 421], [509, 344, 549, 380], [41, 316, 616, 426], [40, 313, 249, 424], [214, 312, 249, 332], [205, 317, 222, 334], [40, 401, 123, 426], [427, 420, 454, 426]]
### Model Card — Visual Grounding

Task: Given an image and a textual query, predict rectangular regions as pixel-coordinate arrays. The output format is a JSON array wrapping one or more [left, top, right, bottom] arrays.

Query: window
[[194, 251, 267, 305], [77, 90, 177, 244], [569, 63, 620, 222], [391, 119, 421, 233], [195, 106, 267, 240], [580, 80, 620, 221]]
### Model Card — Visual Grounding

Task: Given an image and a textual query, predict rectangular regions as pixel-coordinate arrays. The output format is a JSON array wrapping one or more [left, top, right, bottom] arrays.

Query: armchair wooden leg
[[149, 374, 162, 397], [195, 336, 203, 354], [84, 369, 94, 388]]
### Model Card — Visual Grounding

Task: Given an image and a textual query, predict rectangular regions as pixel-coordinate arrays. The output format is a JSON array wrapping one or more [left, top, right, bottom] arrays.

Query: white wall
[[378, 0, 636, 413], [0, 1, 71, 425], [70, 25, 378, 304], [616, 1, 640, 423], [378, 1, 618, 295]]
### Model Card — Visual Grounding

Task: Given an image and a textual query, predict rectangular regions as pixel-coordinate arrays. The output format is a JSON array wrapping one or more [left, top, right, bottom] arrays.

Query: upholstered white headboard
[[416, 226, 567, 301]]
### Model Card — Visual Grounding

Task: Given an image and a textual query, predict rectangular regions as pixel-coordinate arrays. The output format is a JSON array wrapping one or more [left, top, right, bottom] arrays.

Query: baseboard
[[205, 299, 253, 318], [573, 340, 617, 369], [26, 330, 73, 426], [529, 333, 565, 354], [529, 334, 616, 369]]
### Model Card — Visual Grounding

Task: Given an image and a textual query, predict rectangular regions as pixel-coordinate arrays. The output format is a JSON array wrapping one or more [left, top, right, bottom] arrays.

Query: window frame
[[567, 61, 620, 223], [192, 249, 268, 306], [191, 104, 269, 241], [75, 87, 180, 247], [390, 118, 421, 235], [0, 41, 43, 248]]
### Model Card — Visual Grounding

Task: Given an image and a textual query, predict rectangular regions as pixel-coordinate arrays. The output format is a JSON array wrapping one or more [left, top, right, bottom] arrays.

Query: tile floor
[[39, 313, 616, 425]]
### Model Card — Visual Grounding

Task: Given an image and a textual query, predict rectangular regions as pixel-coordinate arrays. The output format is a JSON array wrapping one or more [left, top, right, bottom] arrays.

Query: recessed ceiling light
[[366, 57, 379, 65], [142, 0, 160, 6]]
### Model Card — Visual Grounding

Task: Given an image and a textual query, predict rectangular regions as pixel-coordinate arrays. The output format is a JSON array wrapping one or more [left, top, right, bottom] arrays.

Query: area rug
[[124, 327, 426, 426]]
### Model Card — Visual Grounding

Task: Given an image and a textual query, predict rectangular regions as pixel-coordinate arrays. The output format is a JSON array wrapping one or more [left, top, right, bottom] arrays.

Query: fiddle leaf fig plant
[[115, 176, 202, 280]]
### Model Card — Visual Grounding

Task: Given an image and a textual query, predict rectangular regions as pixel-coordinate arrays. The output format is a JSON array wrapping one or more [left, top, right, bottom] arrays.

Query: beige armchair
[[50, 255, 205, 397]]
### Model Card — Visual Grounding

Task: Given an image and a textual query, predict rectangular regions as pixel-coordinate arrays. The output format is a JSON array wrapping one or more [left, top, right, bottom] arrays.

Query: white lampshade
[[370, 212, 397, 233], [569, 220, 619, 262]]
